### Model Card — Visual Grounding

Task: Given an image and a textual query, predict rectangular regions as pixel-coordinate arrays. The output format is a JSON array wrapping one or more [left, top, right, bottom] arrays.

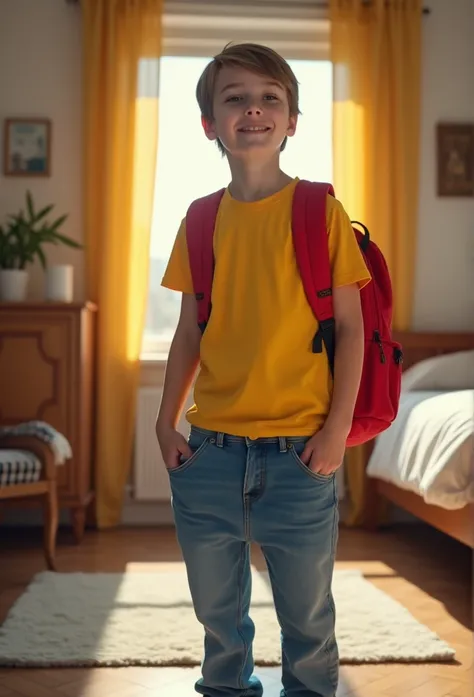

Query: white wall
[[413, 0, 474, 331], [0, 0, 84, 302]]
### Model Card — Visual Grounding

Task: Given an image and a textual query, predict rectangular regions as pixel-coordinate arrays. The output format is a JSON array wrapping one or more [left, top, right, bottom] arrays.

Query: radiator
[[133, 387, 192, 501], [133, 387, 345, 501]]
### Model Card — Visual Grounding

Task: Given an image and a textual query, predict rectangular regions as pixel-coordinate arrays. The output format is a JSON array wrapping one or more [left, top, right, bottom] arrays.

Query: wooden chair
[[0, 436, 58, 570]]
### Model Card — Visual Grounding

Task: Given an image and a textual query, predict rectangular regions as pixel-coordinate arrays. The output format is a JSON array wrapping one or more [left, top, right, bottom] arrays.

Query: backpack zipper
[[362, 242, 385, 364], [373, 330, 386, 363], [393, 347, 403, 364]]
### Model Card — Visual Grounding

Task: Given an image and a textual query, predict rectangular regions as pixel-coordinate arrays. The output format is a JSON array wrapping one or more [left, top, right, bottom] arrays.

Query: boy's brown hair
[[196, 43, 300, 155]]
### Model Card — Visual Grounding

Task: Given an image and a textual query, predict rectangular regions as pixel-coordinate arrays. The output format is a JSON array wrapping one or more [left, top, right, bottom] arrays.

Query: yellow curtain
[[82, 0, 163, 528], [330, 0, 422, 525]]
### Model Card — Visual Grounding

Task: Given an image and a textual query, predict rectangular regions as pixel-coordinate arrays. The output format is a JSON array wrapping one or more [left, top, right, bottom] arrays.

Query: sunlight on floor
[[126, 559, 399, 577], [125, 561, 187, 572]]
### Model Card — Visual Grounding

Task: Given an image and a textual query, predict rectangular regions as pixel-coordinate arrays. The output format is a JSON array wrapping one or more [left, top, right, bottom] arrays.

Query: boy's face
[[203, 66, 297, 157]]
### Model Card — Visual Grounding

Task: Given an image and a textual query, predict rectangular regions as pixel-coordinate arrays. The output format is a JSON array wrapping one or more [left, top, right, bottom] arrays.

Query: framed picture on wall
[[437, 123, 474, 197], [3, 118, 52, 177]]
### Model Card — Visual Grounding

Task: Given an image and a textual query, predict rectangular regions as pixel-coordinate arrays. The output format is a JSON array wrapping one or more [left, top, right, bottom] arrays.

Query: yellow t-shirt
[[162, 178, 371, 438]]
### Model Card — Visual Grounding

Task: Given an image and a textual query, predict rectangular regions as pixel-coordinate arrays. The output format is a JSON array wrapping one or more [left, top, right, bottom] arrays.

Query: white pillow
[[402, 349, 474, 392]]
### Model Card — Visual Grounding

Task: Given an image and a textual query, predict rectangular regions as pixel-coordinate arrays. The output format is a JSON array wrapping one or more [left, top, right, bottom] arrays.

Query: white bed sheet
[[367, 389, 474, 509]]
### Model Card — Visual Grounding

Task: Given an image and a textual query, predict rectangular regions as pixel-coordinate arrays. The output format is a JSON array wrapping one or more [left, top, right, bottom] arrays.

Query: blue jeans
[[168, 426, 339, 697]]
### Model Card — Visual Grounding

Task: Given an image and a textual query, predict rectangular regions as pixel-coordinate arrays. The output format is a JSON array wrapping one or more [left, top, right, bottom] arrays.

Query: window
[[142, 9, 332, 359]]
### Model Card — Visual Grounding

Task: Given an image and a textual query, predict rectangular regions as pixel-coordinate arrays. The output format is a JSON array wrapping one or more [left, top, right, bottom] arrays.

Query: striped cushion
[[0, 450, 42, 487]]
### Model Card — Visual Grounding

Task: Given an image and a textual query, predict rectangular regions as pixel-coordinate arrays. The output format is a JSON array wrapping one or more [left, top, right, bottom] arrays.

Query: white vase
[[0, 269, 28, 301], [45, 264, 74, 302]]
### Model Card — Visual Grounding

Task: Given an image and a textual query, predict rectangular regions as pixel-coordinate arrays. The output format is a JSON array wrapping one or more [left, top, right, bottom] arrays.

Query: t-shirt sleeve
[[161, 218, 194, 294], [326, 195, 371, 289]]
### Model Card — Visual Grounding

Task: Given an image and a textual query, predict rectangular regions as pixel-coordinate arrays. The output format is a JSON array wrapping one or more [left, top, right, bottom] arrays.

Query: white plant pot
[[45, 264, 74, 302], [0, 269, 28, 301]]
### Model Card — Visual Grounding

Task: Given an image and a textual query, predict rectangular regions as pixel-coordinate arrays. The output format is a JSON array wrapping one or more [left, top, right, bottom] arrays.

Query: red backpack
[[186, 180, 403, 447]]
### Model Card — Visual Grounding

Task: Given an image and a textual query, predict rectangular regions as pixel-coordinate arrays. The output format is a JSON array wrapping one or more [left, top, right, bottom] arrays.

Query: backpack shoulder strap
[[186, 189, 226, 332], [292, 180, 336, 370]]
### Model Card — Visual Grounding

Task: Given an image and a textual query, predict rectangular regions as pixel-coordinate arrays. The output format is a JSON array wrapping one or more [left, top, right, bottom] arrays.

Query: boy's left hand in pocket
[[300, 428, 346, 476]]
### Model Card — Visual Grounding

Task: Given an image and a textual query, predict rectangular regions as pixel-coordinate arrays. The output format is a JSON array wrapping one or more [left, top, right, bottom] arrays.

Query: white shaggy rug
[[0, 569, 454, 667]]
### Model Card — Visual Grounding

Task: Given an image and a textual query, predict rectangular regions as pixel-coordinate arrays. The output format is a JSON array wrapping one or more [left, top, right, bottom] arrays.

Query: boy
[[156, 43, 370, 697]]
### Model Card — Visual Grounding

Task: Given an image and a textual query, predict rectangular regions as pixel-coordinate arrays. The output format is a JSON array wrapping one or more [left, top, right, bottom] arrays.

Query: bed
[[366, 331, 474, 548]]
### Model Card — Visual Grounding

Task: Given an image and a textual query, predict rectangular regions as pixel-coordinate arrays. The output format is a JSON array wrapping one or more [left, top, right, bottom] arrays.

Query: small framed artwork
[[3, 118, 52, 177], [437, 123, 474, 197]]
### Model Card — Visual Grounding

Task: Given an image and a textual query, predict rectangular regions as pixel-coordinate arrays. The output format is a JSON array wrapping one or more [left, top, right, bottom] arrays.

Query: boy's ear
[[201, 115, 217, 141], [287, 114, 298, 138]]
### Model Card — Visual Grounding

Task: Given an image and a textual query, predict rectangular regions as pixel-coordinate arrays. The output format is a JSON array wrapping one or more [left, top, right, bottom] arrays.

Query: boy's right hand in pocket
[[156, 425, 193, 471]]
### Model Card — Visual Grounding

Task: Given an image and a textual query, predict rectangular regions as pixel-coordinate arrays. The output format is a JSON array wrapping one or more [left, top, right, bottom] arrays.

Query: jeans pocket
[[167, 435, 211, 475], [288, 442, 336, 484]]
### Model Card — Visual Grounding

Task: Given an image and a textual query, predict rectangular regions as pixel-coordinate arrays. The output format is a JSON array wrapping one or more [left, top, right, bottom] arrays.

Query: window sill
[[140, 352, 168, 365]]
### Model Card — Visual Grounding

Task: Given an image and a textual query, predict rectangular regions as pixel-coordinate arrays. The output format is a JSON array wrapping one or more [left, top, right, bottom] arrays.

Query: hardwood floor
[[0, 523, 471, 697]]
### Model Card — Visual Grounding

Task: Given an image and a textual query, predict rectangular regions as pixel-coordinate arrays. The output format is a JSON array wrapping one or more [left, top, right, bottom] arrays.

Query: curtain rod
[[298, 1, 430, 12], [64, 0, 430, 11]]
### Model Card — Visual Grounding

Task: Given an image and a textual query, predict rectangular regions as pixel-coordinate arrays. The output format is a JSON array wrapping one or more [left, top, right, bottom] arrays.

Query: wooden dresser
[[0, 302, 96, 542]]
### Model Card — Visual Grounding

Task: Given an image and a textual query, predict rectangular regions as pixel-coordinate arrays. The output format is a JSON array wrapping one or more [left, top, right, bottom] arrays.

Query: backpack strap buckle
[[312, 317, 336, 375]]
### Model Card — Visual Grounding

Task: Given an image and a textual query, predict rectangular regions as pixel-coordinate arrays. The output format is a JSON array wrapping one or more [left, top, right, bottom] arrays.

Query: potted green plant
[[0, 191, 82, 301]]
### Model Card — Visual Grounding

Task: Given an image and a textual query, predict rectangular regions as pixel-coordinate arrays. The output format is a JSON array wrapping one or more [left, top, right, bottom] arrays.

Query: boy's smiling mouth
[[237, 125, 272, 133]]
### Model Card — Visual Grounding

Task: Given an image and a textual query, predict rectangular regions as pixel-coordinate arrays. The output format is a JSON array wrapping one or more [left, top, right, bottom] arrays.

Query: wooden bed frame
[[368, 330, 474, 548]]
